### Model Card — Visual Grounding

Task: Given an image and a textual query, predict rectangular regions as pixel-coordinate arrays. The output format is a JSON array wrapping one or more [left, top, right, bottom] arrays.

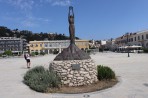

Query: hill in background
[[0, 26, 79, 42]]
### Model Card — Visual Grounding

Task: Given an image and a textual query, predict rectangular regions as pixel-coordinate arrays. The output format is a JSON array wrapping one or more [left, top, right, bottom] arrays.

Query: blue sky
[[1, 0, 148, 40]]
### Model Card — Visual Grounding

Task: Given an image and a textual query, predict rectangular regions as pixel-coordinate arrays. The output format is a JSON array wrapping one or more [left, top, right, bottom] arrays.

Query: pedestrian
[[24, 53, 27, 60], [24, 53, 31, 68]]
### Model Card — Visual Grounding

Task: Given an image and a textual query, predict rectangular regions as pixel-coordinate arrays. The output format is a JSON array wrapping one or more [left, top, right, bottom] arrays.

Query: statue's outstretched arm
[[69, 6, 74, 17]]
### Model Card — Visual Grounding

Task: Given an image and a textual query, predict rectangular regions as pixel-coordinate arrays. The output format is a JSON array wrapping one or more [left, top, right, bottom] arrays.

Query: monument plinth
[[50, 6, 98, 86]]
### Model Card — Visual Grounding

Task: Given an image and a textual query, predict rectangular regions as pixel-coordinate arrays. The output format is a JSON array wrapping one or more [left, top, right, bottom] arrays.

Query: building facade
[[0, 37, 27, 54], [29, 40, 89, 54], [105, 39, 117, 51], [128, 30, 148, 47], [114, 30, 148, 49]]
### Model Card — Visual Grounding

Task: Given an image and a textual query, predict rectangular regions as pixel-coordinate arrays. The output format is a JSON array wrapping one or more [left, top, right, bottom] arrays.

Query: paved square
[[0, 53, 148, 98]]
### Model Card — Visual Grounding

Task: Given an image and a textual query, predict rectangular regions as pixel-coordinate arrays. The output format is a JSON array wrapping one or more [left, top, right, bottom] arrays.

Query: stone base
[[50, 59, 98, 87]]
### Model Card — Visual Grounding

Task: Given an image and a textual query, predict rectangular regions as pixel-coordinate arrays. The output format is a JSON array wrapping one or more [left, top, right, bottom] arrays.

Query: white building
[[115, 30, 148, 48], [128, 30, 148, 47], [0, 37, 27, 54]]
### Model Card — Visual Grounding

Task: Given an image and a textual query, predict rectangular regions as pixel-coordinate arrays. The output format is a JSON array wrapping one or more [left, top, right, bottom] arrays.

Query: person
[[24, 53, 31, 68], [24, 53, 27, 60]]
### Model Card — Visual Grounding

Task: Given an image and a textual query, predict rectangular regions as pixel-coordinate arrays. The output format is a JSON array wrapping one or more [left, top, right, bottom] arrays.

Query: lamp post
[[127, 33, 130, 57], [127, 46, 130, 57]]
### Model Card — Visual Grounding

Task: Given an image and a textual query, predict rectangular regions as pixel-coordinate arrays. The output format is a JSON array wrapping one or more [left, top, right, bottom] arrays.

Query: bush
[[35, 52, 39, 55], [40, 51, 45, 55], [142, 48, 148, 53], [85, 49, 91, 54], [97, 65, 115, 80], [0, 54, 2, 57], [31, 52, 35, 56], [53, 49, 59, 54], [24, 66, 61, 92], [3, 50, 12, 56]]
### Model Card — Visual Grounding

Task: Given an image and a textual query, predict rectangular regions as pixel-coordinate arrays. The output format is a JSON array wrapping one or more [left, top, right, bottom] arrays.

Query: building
[[114, 30, 148, 50], [29, 41, 44, 54], [0, 37, 27, 54], [128, 30, 148, 47], [105, 39, 116, 51], [29, 40, 89, 54], [75, 40, 89, 50]]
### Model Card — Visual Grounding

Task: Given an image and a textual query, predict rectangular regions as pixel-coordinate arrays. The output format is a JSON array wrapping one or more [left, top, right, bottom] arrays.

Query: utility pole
[[127, 33, 130, 57]]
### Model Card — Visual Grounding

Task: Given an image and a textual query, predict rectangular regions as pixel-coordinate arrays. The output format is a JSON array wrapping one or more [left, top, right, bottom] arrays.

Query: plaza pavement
[[0, 52, 148, 98]]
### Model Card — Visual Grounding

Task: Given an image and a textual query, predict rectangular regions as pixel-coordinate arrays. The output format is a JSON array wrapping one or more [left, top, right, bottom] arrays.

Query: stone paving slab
[[0, 53, 148, 98]]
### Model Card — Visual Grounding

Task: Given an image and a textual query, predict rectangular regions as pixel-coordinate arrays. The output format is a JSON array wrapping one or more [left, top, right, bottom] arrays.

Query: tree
[[0, 26, 80, 42]]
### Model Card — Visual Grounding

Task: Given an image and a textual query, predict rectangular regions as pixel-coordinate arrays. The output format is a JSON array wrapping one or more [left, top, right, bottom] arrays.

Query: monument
[[50, 6, 98, 86], [54, 6, 90, 60]]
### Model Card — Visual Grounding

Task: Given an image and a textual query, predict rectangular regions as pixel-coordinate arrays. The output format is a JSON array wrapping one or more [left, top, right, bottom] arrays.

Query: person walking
[[24, 53, 27, 61], [25, 53, 31, 68]]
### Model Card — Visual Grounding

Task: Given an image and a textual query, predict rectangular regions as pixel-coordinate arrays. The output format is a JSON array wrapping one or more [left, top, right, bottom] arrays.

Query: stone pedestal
[[50, 59, 98, 87]]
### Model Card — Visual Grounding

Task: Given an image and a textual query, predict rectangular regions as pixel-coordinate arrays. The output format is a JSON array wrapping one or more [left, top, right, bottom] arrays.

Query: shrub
[[53, 49, 59, 54], [35, 52, 39, 55], [3, 50, 12, 56], [24, 66, 61, 92], [97, 65, 115, 80], [31, 52, 35, 56], [86, 49, 91, 54], [0, 54, 2, 57], [40, 51, 45, 55], [142, 48, 148, 53]]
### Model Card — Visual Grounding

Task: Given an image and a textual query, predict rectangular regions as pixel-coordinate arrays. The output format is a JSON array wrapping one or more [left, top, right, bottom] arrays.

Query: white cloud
[[52, 0, 71, 6], [1, 0, 70, 28], [3, 0, 34, 11], [39, 0, 71, 6], [2, 0, 71, 10], [21, 16, 51, 27], [22, 20, 37, 27], [2, 15, 51, 28]]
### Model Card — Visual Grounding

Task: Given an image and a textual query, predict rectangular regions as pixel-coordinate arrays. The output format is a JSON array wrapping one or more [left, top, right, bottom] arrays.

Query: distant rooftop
[[134, 29, 148, 34], [0, 37, 26, 40]]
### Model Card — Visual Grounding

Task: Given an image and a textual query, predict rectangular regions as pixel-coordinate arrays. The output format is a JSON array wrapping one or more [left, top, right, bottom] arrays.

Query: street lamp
[[126, 33, 130, 57], [127, 46, 130, 57]]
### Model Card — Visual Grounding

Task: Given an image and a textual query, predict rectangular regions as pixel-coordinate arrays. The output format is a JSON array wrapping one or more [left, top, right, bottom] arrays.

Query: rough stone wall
[[50, 59, 98, 86]]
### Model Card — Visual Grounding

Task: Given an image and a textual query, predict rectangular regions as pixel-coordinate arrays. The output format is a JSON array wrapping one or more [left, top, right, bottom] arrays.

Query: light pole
[[127, 46, 130, 57], [127, 33, 130, 57]]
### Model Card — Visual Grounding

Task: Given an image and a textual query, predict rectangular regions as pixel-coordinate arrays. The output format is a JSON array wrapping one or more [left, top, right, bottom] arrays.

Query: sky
[[1, 0, 148, 40]]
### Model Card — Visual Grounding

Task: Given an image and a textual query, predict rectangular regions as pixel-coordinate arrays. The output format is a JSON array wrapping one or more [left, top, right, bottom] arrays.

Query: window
[[146, 43, 148, 48], [135, 37, 136, 41], [131, 38, 133, 42], [40, 44, 42, 47], [138, 36, 140, 40], [129, 38, 131, 42], [44, 44, 48, 47], [146, 34, 148, 39], [142, 35, 144, 40]]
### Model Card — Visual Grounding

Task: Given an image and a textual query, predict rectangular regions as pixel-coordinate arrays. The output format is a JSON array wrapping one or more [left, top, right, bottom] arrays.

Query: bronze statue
[[68, 6, 75, 44], [54, 6, 91, 60]]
